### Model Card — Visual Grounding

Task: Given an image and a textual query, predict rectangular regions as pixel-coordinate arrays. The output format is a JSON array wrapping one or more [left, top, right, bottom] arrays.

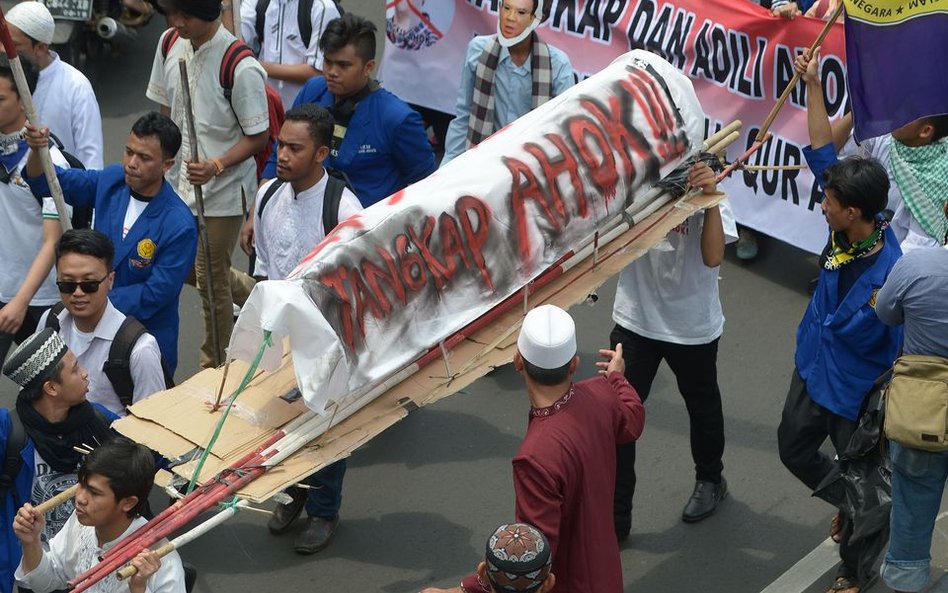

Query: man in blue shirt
[[441, 0, 574, 166], [875, 203, 948, 593], [24, 113, 197, 375], [777, 50, 902, 593], [258, 13, 435, 208]]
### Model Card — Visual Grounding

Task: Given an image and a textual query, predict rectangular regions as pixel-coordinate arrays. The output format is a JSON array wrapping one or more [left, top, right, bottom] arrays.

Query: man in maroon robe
[[423, 304, 645, 593]]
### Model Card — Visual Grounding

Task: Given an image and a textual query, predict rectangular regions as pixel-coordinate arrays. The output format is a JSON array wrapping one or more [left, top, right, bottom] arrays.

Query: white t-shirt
[[0, 147, 71, 306], [841, 134, 941, 253], [612, 199, 738, 345], [35, 53, 104, 169], [122, 195, 150, 239], [241, 0, 341, 109], [253, 172, 362, 280]]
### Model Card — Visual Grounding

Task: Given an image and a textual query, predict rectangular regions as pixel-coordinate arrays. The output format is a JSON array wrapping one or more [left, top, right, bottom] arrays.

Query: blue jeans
[[881, 443, 948, 592], [302, 460, 347, 520]]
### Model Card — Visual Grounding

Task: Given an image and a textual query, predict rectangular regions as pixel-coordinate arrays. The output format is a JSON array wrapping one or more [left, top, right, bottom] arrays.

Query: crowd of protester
[[0, 0, 943, 592]]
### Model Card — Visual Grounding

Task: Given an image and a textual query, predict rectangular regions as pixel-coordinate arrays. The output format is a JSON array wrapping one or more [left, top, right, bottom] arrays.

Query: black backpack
[[254, 0, 344, 49], [44, 304, 175, 409], [256, 171, 352, 238], [0, 412, 26, 505]]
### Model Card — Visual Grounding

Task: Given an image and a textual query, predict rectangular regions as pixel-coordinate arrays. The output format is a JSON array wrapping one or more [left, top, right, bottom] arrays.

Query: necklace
[[0, 127, 26, 156]]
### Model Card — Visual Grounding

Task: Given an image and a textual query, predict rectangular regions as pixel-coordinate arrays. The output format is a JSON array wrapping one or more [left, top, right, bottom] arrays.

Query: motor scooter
[[33, 0, 152, 67]]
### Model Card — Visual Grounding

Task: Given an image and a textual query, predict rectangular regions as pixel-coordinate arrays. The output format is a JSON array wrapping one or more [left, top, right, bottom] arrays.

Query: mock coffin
[[229, 50, 705, 415]]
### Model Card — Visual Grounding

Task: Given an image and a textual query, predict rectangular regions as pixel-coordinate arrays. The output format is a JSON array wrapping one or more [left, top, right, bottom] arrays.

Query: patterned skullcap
[[485, 523, 552, 593], [2, 328, 67, 390]]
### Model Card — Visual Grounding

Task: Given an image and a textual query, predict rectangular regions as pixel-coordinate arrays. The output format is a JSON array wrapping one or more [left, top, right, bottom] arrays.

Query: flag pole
[[178, 59, 222, 364], [755, 2, 845, 142], [0, 6, 72, 230]]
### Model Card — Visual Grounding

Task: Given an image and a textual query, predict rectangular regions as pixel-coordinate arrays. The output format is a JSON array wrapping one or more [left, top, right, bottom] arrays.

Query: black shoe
[[681, 478, 728, 523], [183, 562, 198, 593], [294, 516, 339, 554], [267, 487, 307, 534]]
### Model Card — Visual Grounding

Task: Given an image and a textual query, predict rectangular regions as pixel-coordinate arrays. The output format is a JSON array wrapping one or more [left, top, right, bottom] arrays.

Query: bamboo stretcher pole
[[755, 1, 844, 142], [717, 134, 773, 182], [116, 501, 249, 581], [0, 7, 71, 230], [702, 120, 743, 151]]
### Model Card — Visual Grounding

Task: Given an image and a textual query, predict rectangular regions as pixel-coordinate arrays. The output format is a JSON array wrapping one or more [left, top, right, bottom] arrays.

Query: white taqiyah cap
[[7, 1, 55, 45], [517, 305, 576, 369]]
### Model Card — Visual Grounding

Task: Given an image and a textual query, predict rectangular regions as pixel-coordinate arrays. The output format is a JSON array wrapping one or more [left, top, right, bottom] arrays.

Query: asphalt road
[[1, 2, 943, 592]]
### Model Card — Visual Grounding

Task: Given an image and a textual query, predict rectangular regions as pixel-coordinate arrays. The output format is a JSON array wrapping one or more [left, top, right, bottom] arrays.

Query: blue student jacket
[[795, 143, 903, 421], [26, 165, 197, 374], [262, 77, 436, 206], [0, 405, 117, 593]]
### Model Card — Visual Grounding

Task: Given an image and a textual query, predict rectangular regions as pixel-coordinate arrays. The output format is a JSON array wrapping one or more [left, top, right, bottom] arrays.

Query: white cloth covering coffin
[[230, 50, 705, 418]]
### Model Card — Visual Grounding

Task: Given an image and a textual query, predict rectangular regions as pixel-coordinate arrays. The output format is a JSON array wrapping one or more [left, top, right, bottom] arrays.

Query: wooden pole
[[0, 6, 71, 231], [178, 59, 222, 365], [34, 484, 78, 515], [755, 1, 844, 142]]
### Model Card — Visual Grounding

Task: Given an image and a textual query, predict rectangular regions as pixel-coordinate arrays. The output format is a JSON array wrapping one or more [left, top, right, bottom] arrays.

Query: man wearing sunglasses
[[23, 112, 197, 375], [39, 229, 168, 416]]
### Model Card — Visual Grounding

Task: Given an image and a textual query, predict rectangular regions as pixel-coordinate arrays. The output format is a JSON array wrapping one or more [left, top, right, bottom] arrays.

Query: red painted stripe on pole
[[0, 6, 17, 59]]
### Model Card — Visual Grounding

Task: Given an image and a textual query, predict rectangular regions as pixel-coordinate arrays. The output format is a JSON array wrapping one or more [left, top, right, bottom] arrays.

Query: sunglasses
[[56, 275, 110, 294]]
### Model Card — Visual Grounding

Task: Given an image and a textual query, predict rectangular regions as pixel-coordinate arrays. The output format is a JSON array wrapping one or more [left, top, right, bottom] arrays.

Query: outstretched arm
[[796, 49, 833, 149]]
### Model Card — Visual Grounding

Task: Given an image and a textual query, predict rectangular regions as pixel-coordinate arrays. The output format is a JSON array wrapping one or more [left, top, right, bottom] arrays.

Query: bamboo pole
[[0, 7, 71, 230], [755, 1, 844, 142], [177, 59, 222, 364], [34, 485, 78, 515], [741, 163, 808, 171], [116, 501, 249, 581]]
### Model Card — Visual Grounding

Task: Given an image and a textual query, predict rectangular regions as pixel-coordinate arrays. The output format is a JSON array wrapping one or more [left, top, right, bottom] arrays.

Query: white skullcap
[[7, 2, 55, 45], [517, 305, 576, 369]]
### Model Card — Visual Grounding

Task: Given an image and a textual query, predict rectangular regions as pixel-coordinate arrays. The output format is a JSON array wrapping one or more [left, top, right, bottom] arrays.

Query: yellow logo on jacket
[[869, 289, 879, 308], [137, 238, 156, 260]]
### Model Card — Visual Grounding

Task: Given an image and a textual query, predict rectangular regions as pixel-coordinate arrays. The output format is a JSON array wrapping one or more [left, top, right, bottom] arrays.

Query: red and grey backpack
[[160, 29, 284, 179]]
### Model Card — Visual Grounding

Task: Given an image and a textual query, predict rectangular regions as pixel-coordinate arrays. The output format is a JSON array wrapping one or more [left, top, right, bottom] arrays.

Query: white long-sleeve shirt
[[15, 513, 185, 593], [35, 53, 104, 169]]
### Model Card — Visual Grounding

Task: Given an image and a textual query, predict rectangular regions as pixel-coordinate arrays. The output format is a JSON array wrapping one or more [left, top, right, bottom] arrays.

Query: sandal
[[827, 576, 860, 593], [830, 512, 843, 544]]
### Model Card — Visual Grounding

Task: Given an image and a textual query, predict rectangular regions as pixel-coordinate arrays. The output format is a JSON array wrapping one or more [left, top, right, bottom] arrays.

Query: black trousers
[[777, 370, 884, 585], [610, 324, 726, 523]]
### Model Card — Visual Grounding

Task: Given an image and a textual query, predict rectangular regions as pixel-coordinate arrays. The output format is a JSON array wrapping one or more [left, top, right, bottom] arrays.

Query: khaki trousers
[[188, 216, 257, 368]]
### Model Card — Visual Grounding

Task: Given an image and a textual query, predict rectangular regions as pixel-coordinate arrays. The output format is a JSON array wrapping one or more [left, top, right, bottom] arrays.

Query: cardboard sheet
[[114, 192, 725, 503]]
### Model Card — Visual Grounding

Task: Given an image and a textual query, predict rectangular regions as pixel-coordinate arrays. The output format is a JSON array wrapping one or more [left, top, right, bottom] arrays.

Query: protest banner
[[381, 0, 849, 254]]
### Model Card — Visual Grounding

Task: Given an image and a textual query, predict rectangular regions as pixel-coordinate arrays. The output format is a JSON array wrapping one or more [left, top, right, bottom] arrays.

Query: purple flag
[[843, 1, 948, 141]]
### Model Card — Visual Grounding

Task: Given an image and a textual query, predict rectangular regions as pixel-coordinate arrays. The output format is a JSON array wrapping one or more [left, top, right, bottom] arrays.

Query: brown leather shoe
[[267, 487, 306, 534], [294, 516, 339, 554]]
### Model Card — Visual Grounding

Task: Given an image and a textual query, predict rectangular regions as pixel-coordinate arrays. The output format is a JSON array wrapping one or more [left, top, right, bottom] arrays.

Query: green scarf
[[890, 138, 948, 244], [823, 219, 888, 271]]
